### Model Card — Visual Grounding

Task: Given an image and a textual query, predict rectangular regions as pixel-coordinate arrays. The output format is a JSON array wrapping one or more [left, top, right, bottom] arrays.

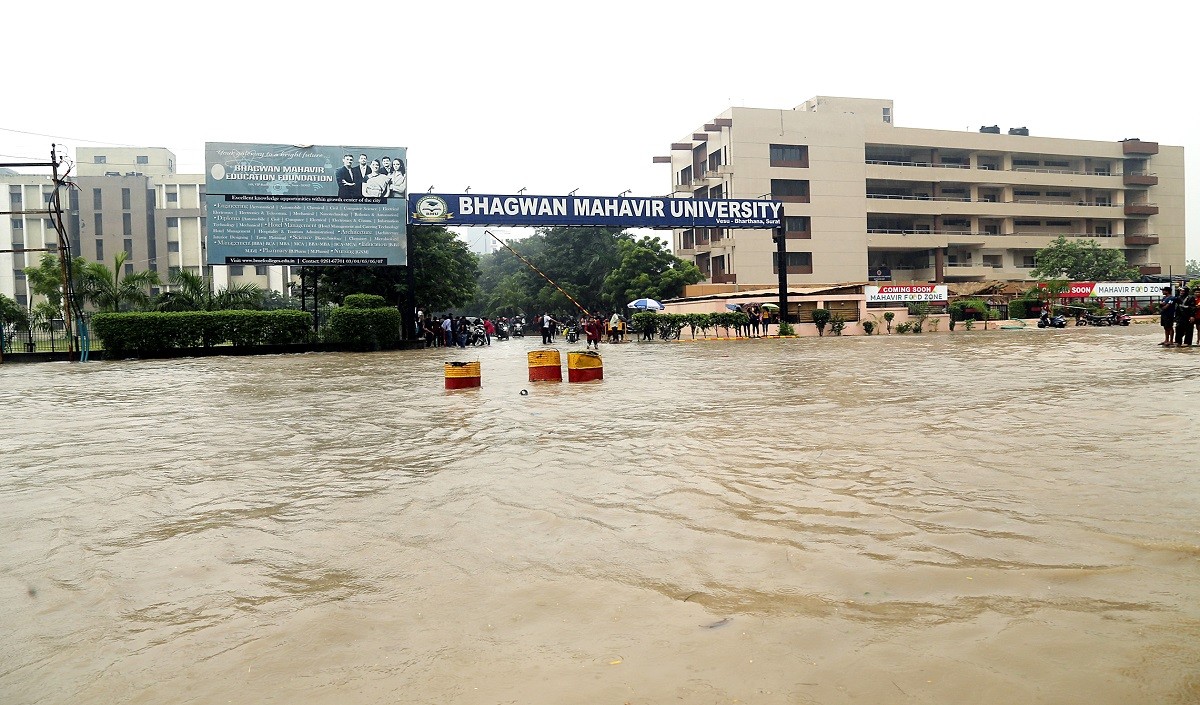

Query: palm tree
[[79, 252, 161, 313], [155, 268, 264, 311]]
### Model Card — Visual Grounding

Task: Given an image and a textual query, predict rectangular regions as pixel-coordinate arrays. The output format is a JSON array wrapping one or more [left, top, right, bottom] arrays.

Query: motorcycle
[[511, 319, 525, 338], [1037, 312, 1067, 328], [563, 323, 580, 344], [1109, 310, 1132, 326], [495, 321, 510, 341]]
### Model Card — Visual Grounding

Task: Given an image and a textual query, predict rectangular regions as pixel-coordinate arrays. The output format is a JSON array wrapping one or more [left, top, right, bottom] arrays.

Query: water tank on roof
[[1008, 127, 1029, 136], [979, 125, 1001, 134]]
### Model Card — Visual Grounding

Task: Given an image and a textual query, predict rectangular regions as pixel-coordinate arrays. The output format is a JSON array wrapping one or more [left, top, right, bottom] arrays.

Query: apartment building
[[1, 148, 294, 307], [660, 97, 1185, 286]]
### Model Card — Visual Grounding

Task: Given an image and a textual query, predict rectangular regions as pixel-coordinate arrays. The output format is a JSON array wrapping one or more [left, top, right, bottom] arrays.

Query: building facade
[[1, 147, 294, 308], [660, 97, 1185, 286]]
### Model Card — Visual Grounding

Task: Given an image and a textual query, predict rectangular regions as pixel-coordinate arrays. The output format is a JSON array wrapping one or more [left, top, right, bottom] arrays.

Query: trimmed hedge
[[324, 307, 402, 351], [343, 294, 389, 309], [92, 310, 312, 356]]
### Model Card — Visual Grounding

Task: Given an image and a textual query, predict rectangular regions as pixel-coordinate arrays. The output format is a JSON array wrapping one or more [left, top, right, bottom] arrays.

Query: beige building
[[1, 148, 295, 308], [659, 96, 1185, 286]]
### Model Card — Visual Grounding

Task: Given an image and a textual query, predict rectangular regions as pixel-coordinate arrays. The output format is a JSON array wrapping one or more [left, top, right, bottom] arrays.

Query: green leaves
[[1030, 237, 1138, 281]]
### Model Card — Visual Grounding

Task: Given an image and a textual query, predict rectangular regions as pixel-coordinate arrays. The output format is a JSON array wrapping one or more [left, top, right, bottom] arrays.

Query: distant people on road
[[584, 316, 604, 349], [1174, 286, 1195, 347]]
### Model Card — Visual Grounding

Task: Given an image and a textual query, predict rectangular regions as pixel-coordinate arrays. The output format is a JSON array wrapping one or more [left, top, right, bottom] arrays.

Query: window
[[123, 238, 133, 255], [1012, 159, 1039, 167], [678, 166, 692, 186], [255, 265, 268, 276], [93, 188, 102, 210], [136, 155, 149, 165], [167, 217, 179, 228], [93, 155, 106, 164], [166, 191, 178, 203], [708, 184, 724, 199], [983, 254, 1003, 268], [1021, 255, 1036, 268], [1044, 160, 1070, 168], [230, 265, 244, 276], [770, 144, 809, 168], [167, 241, 180, 253], [95, 239, 104, 260], [46, 241, 57, 251], [784, 216, 810, 238], [14, 268, 26, 280], [1094, 195, 1112, 206], [121, 188, 131, 210], [43, 190, 53, 203], [1014, 219, 1041, 227], [124, 263, 134, 276], [772, 251, 813, 275], [882, 107, 892, 124], [707, 151, 722, 172], [10, 219, 22, 230], [1013, 190, 1041, 197], [771, 179, 809, 203], [93, 213, 104, 236], [9, 188, 21, 204], [1094, 225, 1111, 236], [169, 266, 181, 277], [122, 213, 132, 236], [1045, 190, 1073, 198]]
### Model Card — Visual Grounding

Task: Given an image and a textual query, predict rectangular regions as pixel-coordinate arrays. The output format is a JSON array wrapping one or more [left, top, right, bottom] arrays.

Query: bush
[[777, 321, 796, 336], [343, 294, 389, 309], [1008, 299, 1035, 319], [830, 314, 846, 336], [324, 307, 402, 351], [861, 320, 875, 335], [882, 311, 895, 333], [811, 308, 831, 336], [91, 310, 312, 357], [895, 322, 913, 334]]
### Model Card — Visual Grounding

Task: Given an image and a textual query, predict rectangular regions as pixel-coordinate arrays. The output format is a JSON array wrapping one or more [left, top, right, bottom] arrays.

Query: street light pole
[[774, 225, 788, 322]]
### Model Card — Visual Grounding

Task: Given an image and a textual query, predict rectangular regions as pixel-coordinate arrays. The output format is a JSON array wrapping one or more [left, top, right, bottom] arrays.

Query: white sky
[[3, 0, 1195, 261]]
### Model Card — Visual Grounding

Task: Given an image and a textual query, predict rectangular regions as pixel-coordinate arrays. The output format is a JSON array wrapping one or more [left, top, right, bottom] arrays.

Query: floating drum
[[444, 361, 481, 390], [567, 350, 603, 383], [527, 350, 562, 382]]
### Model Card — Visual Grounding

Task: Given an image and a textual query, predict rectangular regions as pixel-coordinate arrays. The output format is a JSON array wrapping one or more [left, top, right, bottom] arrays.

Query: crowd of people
[[1160, 285, 1198, 347], [335, 153, 406, 200]]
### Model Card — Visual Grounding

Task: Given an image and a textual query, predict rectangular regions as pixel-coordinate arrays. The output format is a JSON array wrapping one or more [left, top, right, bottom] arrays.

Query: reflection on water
[[3, 325, 1200, 704]]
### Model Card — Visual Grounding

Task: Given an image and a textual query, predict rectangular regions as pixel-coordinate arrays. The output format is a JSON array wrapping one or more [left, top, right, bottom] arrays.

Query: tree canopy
[[1030, 237, 1138, 281], [473, 228, 701, 317], [155, 269, 264, 311]]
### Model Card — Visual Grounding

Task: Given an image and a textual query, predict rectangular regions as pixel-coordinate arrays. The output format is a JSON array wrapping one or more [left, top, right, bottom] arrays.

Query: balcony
[[710, 273, 737, 284], [1124, 203, 1159, 216], [1124, 234, 1159, 246], [1123, 172, 1158, 186], [1138, 265, 1162, 276], [1122, 140, 1159, 155]]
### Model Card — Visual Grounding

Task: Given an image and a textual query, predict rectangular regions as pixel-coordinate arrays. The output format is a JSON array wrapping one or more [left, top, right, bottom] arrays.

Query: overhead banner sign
[[205, 142, 408, 266], [865, 284, 948, 303], [1041, 282, 1165, 299], [409, 193, 782, 229]]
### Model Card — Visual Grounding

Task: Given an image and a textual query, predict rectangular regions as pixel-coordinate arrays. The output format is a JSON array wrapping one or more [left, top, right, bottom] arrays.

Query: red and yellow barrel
[[528, 350, 562, 382], [567, 350, 603, 383], [444, 361, 481, 390]]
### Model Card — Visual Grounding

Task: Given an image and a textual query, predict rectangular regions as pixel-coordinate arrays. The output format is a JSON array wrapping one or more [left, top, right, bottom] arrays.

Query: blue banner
[[409, 194, 782, 229], [205, 142, 407, 266]]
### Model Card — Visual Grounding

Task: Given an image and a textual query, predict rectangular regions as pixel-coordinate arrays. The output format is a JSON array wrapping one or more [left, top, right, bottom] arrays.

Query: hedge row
[[91, 310, 313, 356], [323, 307, 402, 351]]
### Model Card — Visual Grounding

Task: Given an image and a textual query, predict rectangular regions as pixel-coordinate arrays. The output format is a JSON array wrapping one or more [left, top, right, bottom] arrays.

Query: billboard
[[1042, 282, 1166, 299], [410, 193, 782, 229], [865, 284, 949, 303], [205, 142, 407, 266]]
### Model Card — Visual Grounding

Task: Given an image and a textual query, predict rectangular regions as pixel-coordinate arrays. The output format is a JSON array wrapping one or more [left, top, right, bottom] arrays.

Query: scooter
[[1037, 312, 1067, 328], [1109, 310, 1132, 326], [495, 322, 510, 341]]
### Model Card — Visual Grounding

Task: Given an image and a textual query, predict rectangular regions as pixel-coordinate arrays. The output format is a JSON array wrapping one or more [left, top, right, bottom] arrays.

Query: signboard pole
[[774, 226, 789, 322], [404, 227, 416, 341]]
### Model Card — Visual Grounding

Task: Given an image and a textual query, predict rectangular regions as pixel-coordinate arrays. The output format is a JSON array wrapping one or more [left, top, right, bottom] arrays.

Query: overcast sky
[[3, 0, 1195, 260]]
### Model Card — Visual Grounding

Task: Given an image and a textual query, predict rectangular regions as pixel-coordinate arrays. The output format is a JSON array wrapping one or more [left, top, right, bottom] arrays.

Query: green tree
[[600, 235, 703, 308], [24, 252, 89, 315], [154, 269, 264, 311], [316, 225, 479, 312], [79, 252, 161, 313], [0, 292, 29, 329], [1030, 237, 1138, 281], [1187, 259, 1200, 277]]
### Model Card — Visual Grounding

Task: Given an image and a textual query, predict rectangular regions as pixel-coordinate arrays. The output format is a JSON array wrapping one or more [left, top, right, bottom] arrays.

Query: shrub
[[91, 310, 312, 357], [895, 321, 912, 334], [861, 320, 875, 335], [1008, 299, 1034, 319], [882, 311, 895, 333], [343, 294, 389, 309], [830, 314, 846, 336], [777, 321, 796, 336], [324, 307, 402, 351], [811, 308, 831, 336]]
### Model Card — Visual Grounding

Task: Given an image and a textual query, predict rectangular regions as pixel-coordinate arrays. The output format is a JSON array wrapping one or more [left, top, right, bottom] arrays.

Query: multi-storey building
[[1, 147, 294, 308], [660, 96, 1185, 286]]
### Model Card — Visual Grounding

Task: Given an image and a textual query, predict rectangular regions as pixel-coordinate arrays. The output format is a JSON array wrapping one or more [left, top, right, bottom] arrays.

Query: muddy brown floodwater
[[2, 324, 1199, 704]]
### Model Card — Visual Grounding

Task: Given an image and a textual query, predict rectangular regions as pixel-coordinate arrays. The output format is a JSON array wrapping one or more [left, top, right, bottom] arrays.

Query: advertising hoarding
[[1042, 282, 1166, 299], [864, 284, 948, 303], [205, 142, 407, 266]]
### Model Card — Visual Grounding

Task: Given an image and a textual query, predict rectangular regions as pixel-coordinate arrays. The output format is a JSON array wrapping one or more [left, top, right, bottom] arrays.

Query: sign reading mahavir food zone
[[205, 142, 408, 266], [865, 284, 949, 303]]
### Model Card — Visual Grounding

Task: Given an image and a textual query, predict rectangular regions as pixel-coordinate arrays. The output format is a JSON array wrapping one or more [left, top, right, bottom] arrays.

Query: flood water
[[2, 324, 1199, 705]]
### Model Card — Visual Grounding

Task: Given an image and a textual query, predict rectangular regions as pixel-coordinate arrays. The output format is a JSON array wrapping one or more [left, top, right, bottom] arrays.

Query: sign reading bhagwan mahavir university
[[205, 142, 407, 266], [410, 193, 782, 229]]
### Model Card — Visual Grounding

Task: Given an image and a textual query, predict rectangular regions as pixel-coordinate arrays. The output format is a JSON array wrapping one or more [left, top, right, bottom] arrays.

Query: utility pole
[[773, 225, 789, 321]]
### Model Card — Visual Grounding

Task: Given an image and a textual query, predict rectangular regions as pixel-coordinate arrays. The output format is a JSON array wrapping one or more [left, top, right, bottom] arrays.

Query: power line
[[0, 125, 142, 147]]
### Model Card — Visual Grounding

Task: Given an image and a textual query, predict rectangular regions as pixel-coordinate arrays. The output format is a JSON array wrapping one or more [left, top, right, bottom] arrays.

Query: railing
[[1, 323, 82, 354], [1012, 198, 1116, 207], [866, 194, 972, 202], [867, 194, 1117, 208], [867, 159, 1117, 177]]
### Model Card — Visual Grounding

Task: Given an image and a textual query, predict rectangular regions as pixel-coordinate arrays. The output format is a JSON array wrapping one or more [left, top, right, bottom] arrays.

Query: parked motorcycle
[[1037, 311, 1067, 328], [1109, 310, 1132, 326]]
